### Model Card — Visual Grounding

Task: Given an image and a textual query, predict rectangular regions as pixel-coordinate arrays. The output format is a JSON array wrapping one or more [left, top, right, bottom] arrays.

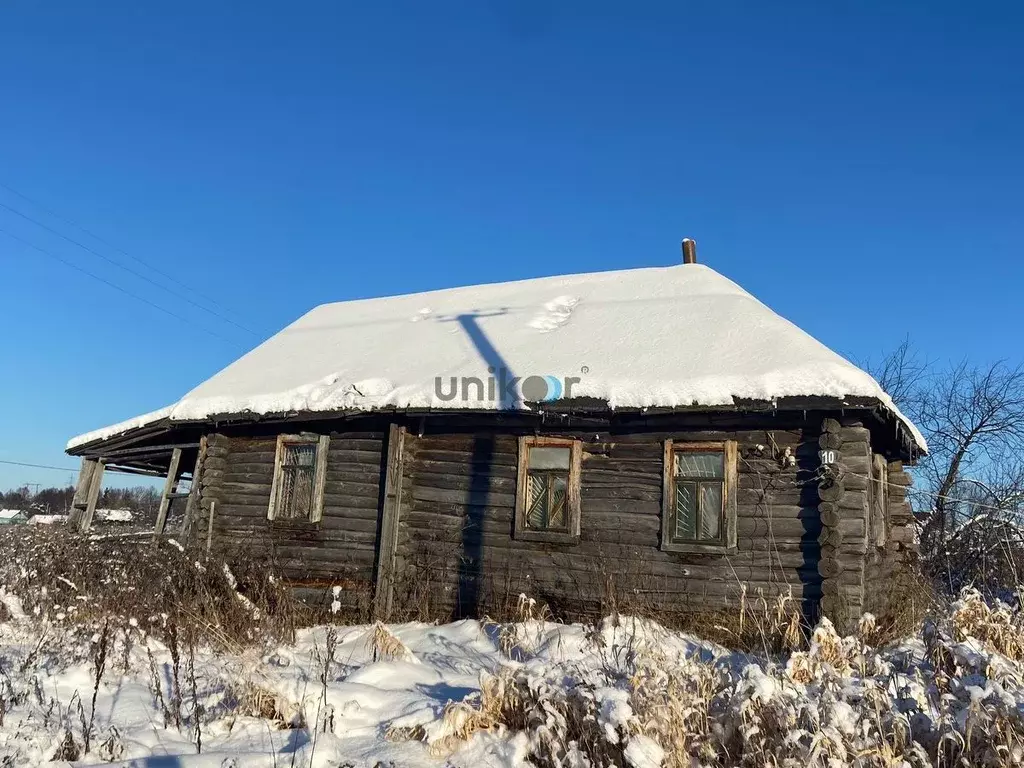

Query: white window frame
[[267, 433, 330, 523], [661, 440, 738, 554]]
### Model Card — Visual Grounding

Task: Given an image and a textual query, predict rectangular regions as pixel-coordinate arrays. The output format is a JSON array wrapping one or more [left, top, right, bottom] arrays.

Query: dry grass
[[365, 621, 416, 663], [0, 526, 305, 650], [398, 586, 1024, 768], [227, 680, 304, 728], [659, 587, 808, 655], [867, 567, 940, 646], [950, 587, 1024, 660], [426, 672, 510, 757]]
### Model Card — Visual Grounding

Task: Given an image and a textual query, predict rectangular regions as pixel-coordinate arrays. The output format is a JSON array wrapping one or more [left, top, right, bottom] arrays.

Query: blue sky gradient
[[1, 1, 1021, 489]]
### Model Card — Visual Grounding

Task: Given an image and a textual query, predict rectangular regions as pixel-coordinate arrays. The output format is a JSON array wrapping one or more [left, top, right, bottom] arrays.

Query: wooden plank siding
[[863, 456, 917, 617], [393, 428, 826, 622]]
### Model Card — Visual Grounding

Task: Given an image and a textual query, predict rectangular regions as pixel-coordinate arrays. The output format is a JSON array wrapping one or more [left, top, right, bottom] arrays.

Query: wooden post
[[152, 448, 182, 542], [78, 460, 105, 533], [179, 437, 208, 538], [68, 458, 98, 530], [206, 500, 216, 555], [374, 424, 406, 620]]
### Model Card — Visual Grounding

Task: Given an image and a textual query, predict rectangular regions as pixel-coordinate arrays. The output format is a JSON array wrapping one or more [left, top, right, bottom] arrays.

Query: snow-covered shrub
[[388, 589, 1024, 768], [950, 587, 1024, 661], [426, 665, 630, 766], [365, 621, 417, 663]]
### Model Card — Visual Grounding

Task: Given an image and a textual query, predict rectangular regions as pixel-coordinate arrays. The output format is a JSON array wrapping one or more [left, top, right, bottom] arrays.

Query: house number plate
[[819, 449, 840, 465]]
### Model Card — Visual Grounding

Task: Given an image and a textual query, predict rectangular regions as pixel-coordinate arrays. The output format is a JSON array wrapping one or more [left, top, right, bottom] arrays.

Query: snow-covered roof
[[27, 514, 68, 525], [0, 509, 27, 521], [95, 508, 134, 523], [67, 263, 925, 451]]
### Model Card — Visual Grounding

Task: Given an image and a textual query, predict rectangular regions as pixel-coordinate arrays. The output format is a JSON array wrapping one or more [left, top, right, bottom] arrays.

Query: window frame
[[514, 436, 582, 544], [661, 440, 738, 554], [267, 433, 330, 524]]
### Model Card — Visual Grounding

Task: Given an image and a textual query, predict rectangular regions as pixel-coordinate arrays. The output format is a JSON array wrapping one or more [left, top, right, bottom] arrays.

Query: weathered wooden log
[[325, 438, 385, 451], [738, 488, 818, 506], [819, 506, 841, 528], [819, 558, 844, 578], [837, 490, 868, 512], [205, 463, 275, 477], [843, 473, 869, 492], [413, 459, 518, 479], [412, 449, 518, 466], [819, 479, 846, 502], [840, 455, 871, 473], [738, 517, 821, 538], [818, 432, 843, 451], [413, 472, 518, 494], [839, 518, 865, 539], [819, 527, 843, 548], [582, 471, 663, 488], [409, 486, 517, 508], [839, 426, 870, 441], [738, 504, 820, 521], [840, 440, 869, 455]]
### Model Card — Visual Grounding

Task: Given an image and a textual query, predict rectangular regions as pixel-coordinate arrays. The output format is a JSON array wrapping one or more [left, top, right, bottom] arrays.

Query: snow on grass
[[0, 532, 1016, 767], [2, 594, 1024, 766]]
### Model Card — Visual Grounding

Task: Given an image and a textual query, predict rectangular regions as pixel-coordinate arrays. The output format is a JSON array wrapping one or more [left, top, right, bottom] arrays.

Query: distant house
[[0, 509, 28, 525], [65, 242, 924, 629]]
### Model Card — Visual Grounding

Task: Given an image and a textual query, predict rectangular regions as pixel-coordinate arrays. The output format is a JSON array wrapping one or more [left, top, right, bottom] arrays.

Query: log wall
[[393, 427, 825, 621], [192, 416, 910, 625], [862, 458, 917, 616], [817, 420, 872, 631], [196, 430, 386, 612]]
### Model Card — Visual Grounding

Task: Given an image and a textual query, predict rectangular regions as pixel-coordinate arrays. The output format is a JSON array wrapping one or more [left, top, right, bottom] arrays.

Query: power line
[[0, 226, 236, 342], [0, 459, 80, 473], [838, 466, 1022, 515], [0, 180, 245, 323], [0, 198, 259, 337]]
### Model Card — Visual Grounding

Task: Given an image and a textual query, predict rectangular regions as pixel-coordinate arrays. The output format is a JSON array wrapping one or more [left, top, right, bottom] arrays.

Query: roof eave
[[67, 395, 924, 465]]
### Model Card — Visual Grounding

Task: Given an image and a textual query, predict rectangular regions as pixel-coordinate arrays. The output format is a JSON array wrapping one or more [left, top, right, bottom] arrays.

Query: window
[[514, 437, 582, 543], [268, 434, 330, 523], [869, 454, 889, 547], [661, 441, 738, 553]]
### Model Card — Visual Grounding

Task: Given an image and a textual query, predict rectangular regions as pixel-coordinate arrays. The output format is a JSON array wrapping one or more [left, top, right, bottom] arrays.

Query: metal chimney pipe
[[681, 238, 697, 264]]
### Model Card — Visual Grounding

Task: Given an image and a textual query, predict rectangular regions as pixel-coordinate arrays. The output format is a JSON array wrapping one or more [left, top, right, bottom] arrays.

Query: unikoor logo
[[434, 368, 581, 404]]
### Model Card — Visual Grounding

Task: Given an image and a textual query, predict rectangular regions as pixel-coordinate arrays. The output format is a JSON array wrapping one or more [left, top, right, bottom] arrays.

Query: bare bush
[[0, 526, 303, 650], [870, 344, 1024, 598]]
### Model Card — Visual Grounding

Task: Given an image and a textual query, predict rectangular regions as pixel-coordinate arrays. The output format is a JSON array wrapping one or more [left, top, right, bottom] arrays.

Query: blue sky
[[1, 1, 1021, 490]]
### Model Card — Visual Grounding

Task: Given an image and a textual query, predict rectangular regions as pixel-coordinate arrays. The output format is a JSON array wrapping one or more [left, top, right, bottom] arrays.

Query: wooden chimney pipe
[[681, 238, 697, 264]]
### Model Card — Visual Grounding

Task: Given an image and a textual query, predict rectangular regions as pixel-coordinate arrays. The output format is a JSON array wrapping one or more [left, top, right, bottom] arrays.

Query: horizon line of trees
[[0, 484, 161, 523]]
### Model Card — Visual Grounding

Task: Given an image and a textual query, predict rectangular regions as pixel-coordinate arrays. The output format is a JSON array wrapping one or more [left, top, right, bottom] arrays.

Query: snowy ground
[[0, 595, 709, 767], [1, 589, 1022, 767]]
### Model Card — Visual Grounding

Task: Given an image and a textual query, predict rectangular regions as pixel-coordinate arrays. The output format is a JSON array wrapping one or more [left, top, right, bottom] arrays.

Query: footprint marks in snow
[[529, 295, 580, 332]]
